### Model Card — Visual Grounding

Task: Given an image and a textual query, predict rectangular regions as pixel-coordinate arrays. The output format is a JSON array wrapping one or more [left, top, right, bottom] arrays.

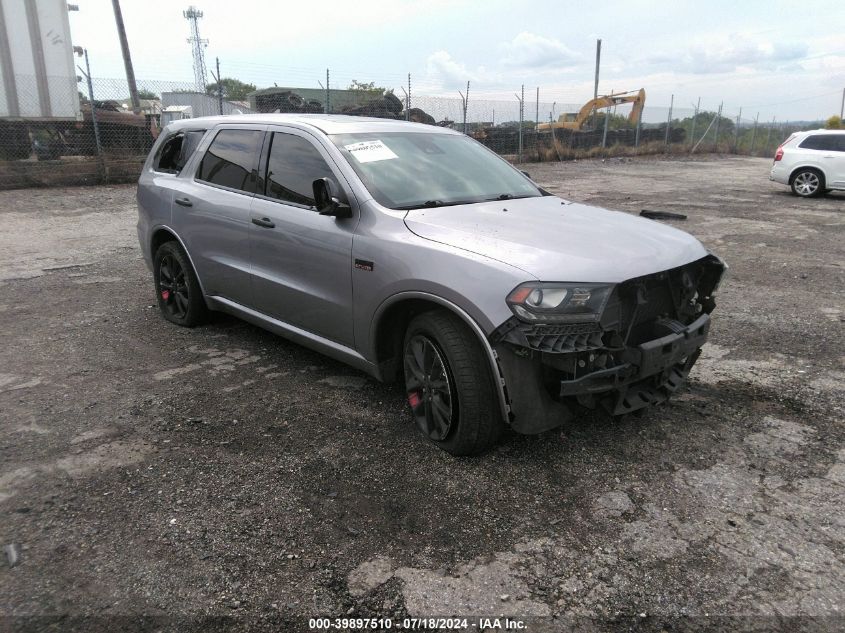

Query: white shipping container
[[0, 0, 81, 120]]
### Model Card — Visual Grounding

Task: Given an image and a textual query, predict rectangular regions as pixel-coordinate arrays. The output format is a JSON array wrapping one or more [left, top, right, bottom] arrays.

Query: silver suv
[[137, 114, 725, 455]]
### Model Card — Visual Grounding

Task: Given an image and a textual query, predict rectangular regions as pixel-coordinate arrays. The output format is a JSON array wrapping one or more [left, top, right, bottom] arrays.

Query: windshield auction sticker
[[343, 140, 398, 163]]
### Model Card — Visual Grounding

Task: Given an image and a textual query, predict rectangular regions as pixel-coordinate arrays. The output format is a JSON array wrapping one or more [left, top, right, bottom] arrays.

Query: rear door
[[173, 126, 266, 306], [249, 128, 359, 347]]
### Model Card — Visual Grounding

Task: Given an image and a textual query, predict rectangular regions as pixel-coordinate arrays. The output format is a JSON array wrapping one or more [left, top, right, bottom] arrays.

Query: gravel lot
[[1, 156, 843, 632]]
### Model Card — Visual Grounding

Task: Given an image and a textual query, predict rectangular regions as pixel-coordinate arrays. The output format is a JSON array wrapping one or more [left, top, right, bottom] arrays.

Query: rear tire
[[402, 310, 503, 455], [791, 168, 824, 197], [153, 241, 208, 327]]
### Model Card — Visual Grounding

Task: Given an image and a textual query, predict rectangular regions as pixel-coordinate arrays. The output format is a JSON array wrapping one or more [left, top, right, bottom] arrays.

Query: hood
[[403, 196, 708, 282]]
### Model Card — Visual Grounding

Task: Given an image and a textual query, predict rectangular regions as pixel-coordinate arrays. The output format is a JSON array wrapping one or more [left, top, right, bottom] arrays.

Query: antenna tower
[[183, 6, 209, 91]]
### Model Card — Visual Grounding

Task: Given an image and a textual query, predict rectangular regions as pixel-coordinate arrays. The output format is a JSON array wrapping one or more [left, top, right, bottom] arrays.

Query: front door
[[249, 129, 358, 347]]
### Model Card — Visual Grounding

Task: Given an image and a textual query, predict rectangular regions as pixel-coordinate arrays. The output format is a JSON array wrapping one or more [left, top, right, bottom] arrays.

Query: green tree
[[205, 78, 257, 101], [824, 115, 842, 129], [137, 88, 159, 100], [347, 80, 386, 96]]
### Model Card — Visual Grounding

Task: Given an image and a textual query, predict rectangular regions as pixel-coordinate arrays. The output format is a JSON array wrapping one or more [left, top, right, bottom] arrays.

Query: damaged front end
[[491, 255, 726, 434]]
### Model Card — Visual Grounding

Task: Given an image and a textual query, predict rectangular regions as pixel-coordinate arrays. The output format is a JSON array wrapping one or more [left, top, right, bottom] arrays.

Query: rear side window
[[263, 132, 338, 207], [154, 132, 183, 173], [799, 135, 838, 151], [178, 130, 206, 170], [197, 129, 264, 193]]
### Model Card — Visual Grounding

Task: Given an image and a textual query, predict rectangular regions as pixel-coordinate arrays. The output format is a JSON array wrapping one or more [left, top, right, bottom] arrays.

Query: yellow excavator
[[537, 88, 646, 132]]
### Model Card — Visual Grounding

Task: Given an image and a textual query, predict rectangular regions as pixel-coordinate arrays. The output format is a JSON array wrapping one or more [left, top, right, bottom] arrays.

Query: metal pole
[[635, 106, 641, 147], [689, 97, 700, 149], [664, 94, 673, 146], [82, 49, 102, 156], [840, 87, 844, 121], [325, 69, 330, 114], [216, 57, 223, 115], [111, 0, 140, 114], [602, 98, 610, 148], [734, 107, 742, 153], [515, 86, 524, 162], [408, 73, 411, 119], [713, 102, 722, 152], [464, 81, 470, 134], [535, 86, 539, 132], [765, 116, 775, 153], [592, 38, 601, 129], [750, 113, 759, 154]]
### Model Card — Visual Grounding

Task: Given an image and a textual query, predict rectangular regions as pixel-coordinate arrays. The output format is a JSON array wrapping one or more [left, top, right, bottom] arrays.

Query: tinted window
[[177, 130, 206, 171], [836, 135, 845, 152], [264, 132, 338, 206], [799, 135, 838, 151], [198, 129, 263, 192]]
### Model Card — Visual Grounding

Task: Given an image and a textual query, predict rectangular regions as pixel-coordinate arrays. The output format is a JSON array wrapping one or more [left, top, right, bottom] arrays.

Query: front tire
[[402, 310, 503, 455], [791, 168, 824, 197], [153, 241, 208, 327]]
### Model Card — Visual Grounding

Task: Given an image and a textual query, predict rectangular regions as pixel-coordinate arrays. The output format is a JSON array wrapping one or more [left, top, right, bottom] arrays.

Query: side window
[[175, 130, 206, 172], [799, 135, 836, 151], [153, 132, 183, 173], [197, 129, 264, 193], [835, 135, 845, 152], [264, 132, 338, 207]]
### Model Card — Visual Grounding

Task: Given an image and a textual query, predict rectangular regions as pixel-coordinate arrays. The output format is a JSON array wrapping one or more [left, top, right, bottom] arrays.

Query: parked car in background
[[770, 129, 845, 197], [137, 114, 726, 455]]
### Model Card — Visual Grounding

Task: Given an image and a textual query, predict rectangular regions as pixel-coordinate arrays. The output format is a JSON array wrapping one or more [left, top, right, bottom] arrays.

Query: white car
[[770, 129, 845, 197]]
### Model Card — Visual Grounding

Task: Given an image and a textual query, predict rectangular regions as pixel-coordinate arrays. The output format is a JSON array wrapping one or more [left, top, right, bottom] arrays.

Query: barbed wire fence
[[0, 67, 830, 189]]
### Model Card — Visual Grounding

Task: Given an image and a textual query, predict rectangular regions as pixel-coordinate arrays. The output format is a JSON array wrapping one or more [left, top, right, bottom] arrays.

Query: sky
[[68, 0, 845, 122]]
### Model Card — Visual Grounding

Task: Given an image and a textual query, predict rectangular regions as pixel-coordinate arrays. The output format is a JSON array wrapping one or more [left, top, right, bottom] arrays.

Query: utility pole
[[592, 38, 601, 129], [734, 107, 742, 153], [325, 69, 330, 113], [211, 57, 223, 115], [535, 86, 539, 132], [111, 0, 140, 113]]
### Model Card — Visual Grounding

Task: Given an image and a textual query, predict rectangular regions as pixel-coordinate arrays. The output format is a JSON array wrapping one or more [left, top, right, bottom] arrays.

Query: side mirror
[[521, 170, 532, 180], [313, 177, 352, 218]]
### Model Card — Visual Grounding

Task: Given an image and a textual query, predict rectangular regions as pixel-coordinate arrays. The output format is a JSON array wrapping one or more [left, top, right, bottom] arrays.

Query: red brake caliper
[[161, 290, 170, 301], [408, 392, 421, 408]]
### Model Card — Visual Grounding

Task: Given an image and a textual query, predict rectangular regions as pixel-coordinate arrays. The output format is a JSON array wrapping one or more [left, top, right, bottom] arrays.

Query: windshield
[[331, 132, 542, 210]]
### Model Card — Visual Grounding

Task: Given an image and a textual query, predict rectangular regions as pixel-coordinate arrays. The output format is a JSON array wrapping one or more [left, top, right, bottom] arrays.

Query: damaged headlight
[[506, 282, 613, 323]]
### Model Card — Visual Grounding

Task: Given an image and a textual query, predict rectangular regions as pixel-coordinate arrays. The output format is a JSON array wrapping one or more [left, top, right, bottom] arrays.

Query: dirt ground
[[1, 156, 843, 632]]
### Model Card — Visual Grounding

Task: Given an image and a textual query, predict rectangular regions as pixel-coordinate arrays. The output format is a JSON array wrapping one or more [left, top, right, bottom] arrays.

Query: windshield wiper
[[397, 199, 477, 210], [485, 193, 536, 202]]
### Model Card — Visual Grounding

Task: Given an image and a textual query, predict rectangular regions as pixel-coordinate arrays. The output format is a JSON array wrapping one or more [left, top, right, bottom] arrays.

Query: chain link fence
[[0, 72, 822, 190]]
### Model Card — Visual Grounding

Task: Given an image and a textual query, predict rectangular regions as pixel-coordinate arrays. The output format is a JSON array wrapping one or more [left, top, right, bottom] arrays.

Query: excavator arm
[[538, 88, 646, 132]]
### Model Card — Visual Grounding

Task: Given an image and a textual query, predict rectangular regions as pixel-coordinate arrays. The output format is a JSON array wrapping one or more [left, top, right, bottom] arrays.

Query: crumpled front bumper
[[494, 314, 709, 434], [490, 255, 725, 435]]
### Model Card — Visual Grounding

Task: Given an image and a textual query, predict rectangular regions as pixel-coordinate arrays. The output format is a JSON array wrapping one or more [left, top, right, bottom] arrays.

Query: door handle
[[251, 217, 275, 229], [174, 197, 192, 207]]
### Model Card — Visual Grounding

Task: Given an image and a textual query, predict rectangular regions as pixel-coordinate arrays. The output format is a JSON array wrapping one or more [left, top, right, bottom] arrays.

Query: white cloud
[[670, 35, 808, 74], [500, 32, 580, 68]]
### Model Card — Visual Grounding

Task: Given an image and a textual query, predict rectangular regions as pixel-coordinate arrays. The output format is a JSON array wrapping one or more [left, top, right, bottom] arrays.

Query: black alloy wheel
[[403, 334, 455, 441], [158, 252, 190, 321]]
